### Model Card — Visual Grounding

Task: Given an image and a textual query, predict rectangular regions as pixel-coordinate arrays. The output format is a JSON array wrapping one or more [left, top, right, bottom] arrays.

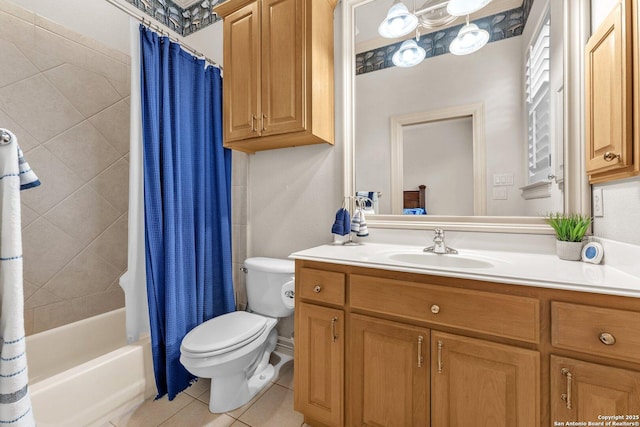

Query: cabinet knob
[[599, 332, 616, 345], [603, 152, 621, 162], [313, 285, 322, 293], [431, 304, 440, 314]]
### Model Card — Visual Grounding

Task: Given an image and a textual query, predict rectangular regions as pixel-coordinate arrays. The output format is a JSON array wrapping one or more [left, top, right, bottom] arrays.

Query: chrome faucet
[[424, 228, 458, 255]]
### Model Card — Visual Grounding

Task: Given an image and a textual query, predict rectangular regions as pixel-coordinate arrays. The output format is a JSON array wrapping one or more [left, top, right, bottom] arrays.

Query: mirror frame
[[342, 0, 592, 234]]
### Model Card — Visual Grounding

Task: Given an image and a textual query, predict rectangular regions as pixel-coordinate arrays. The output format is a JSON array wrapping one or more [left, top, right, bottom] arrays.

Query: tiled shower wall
[[0, 1, 130, 334]]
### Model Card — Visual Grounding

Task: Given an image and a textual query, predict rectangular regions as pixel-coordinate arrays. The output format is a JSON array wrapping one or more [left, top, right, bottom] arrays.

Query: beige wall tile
[[23, 308, 34, 336], [25, 287, 63, 309], [160, 400, 235, 427], [0, 10, 35, 52], [0, 39, 38, 88], [19, 146, 84, 215], [108, 67, 131, 99], [83, 287, 125, 318], [32, 299, 86, 333], [45, 121, 121, 181], [23, 281, 38, 302], [19, 27, 66, 72], [0, 107, 41, 151], [238, 384, 303, 427], [88, 214, 128, 272], [22, 217, 82, 286], [34, 14, 128, 65], [0, 0, 35, 23], [44, 186, 120, 245], [89, 97, 130, 155], [232, 262, 247, 309], [90, 158, 130, 214], [20, 203, 39, 229], [43, 246, 122, 299], [0, 74, 83, 142], [232, 185, 247, 226], [44, 63, 121, 118], [231, 152, 248, 187], [232, 225, 247, 265]]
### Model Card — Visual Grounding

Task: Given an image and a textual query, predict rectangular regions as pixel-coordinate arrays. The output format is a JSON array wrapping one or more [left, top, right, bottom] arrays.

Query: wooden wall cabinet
[[214, 0, 337, 153], [585, 0, 638, 183], [294, 260, 640, 426]]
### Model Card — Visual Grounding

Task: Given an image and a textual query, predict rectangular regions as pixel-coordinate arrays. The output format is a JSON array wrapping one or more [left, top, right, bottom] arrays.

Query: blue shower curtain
[[139, 25, 235, 400]]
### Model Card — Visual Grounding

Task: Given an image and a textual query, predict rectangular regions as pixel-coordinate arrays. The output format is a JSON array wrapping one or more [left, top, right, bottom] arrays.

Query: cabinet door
[[431, 332, 539, 427], [585, 2, 633, 176], [294, 302, 343, 427], [223, 1, 261, 143], [260, 0, 305, 136], [349, 314, 429, 427], [551, 356, 640, 423]]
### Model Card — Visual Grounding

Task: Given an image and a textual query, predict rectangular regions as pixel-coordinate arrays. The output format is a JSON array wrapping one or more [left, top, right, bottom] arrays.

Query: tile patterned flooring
[[108, 362, 307, 427]]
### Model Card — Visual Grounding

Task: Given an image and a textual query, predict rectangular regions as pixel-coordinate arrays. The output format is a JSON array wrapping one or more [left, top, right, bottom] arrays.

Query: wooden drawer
[[551, 301, 640, 363], [298, 267, 345, 306], [350, 274, 539, 343]]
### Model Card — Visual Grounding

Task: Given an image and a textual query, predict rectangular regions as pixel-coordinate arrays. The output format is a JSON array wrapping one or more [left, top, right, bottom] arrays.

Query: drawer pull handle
[[561, 368, 573, 409], [437, 340, 443, 374], [261, 114, 267, 132], [603, 152, 621, 162], [417, 336, 424, 368], [599, 332, 616, 345], [331, 317, 338, 343], [313, 285, 322, 293], [431, 304, 440, 314]]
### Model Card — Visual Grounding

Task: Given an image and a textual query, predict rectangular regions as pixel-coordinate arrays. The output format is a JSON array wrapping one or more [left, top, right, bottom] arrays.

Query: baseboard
[[276, 336, 294, 357]]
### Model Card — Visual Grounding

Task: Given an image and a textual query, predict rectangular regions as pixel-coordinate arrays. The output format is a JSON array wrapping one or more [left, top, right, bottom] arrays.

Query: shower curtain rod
[[104, 0, 222, 70]]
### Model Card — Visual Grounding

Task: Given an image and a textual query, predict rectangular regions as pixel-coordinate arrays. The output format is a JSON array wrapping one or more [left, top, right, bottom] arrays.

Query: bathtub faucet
[[424, 228, 458, 255]]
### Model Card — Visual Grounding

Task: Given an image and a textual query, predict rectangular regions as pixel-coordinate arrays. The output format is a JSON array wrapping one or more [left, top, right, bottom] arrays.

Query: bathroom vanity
[[291, 243, 640, 427]]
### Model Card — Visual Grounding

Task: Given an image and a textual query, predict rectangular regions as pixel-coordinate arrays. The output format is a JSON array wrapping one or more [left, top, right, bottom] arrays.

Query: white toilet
[[179, 257, 295, 413]]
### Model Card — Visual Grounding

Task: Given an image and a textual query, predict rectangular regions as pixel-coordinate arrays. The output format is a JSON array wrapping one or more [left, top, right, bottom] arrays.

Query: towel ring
[[0, 130, 12, 146]]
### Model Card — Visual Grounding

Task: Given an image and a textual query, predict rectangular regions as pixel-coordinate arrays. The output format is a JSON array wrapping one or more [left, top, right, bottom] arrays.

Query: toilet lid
[[181, 311, 268, 355]]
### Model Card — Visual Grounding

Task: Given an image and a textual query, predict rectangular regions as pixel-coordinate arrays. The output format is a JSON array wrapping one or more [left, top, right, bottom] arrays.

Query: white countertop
[[290, 242, 640, 298]]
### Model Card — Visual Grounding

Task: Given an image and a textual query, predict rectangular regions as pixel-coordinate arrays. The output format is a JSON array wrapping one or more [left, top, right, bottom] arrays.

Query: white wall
[[403, 118, 474, 215], [355, 36, 526, 216], [590, 2, 640, 245]]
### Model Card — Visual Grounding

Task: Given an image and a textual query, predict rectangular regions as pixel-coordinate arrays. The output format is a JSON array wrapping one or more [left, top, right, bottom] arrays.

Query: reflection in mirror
[[353, 0, 564, 217]]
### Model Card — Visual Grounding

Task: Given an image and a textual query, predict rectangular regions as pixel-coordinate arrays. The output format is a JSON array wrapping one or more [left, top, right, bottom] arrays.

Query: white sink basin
[[387, 252, 495, 269]]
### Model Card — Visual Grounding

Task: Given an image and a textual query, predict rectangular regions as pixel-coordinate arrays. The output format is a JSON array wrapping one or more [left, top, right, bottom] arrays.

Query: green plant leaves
[[546, 212, 592, 242]]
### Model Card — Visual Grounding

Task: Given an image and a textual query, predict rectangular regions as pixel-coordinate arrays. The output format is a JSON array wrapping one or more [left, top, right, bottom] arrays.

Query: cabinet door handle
[[261, 114, 267, 131], [331, 316, 338, 343], [437, 340, 443, 373], [599, 332, 616, 345], [313, 285, 321, 293], [603, 152, 620, 162], [251, 115, 257, 132], [561, 368, 573, 409], [431, 304, 440, 314], [417, 336, 424, 368]]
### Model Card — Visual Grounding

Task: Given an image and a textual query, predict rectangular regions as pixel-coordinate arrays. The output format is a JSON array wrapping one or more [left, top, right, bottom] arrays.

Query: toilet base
[[207, 350, 293, 413], [208, 364, 275, 413]]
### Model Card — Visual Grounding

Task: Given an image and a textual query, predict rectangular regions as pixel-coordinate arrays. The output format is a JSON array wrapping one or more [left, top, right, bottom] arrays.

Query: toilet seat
[[181, 311, 268, 358]]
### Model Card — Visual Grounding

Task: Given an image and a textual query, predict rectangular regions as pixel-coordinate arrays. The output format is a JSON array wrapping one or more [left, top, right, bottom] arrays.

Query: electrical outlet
[[492, 187, 508, 200], [593, 188, 604, 217]]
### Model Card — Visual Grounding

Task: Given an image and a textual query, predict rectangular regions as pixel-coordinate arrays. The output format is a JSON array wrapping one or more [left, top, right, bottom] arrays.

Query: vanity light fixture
[[449, 15, 490, 55], [446, 0, 493, 16], [378, 0, 420, 38], [392, 37, 427, 67]]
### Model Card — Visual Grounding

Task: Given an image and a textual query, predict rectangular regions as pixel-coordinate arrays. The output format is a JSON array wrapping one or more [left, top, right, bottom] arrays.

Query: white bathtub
[[25, 308, 155, 427]]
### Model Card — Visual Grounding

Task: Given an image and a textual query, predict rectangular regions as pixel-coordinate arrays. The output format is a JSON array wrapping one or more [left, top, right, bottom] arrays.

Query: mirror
[[342, 0, 591, 233]]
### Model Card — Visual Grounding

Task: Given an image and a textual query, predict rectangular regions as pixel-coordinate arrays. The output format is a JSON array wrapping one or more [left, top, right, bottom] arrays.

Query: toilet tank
[[244, 257, 295, 318]]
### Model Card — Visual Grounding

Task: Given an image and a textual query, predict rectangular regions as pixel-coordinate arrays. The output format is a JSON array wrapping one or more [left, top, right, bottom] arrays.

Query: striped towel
[[0, 129, 37, 426]]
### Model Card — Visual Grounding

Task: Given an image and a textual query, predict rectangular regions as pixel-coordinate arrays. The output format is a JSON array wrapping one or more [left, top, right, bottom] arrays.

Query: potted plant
[[546, 212, 592, 260]]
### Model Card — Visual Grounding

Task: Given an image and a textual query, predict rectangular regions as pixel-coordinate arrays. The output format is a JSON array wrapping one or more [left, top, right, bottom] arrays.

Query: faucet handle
[[433, 228, 444, 239]]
